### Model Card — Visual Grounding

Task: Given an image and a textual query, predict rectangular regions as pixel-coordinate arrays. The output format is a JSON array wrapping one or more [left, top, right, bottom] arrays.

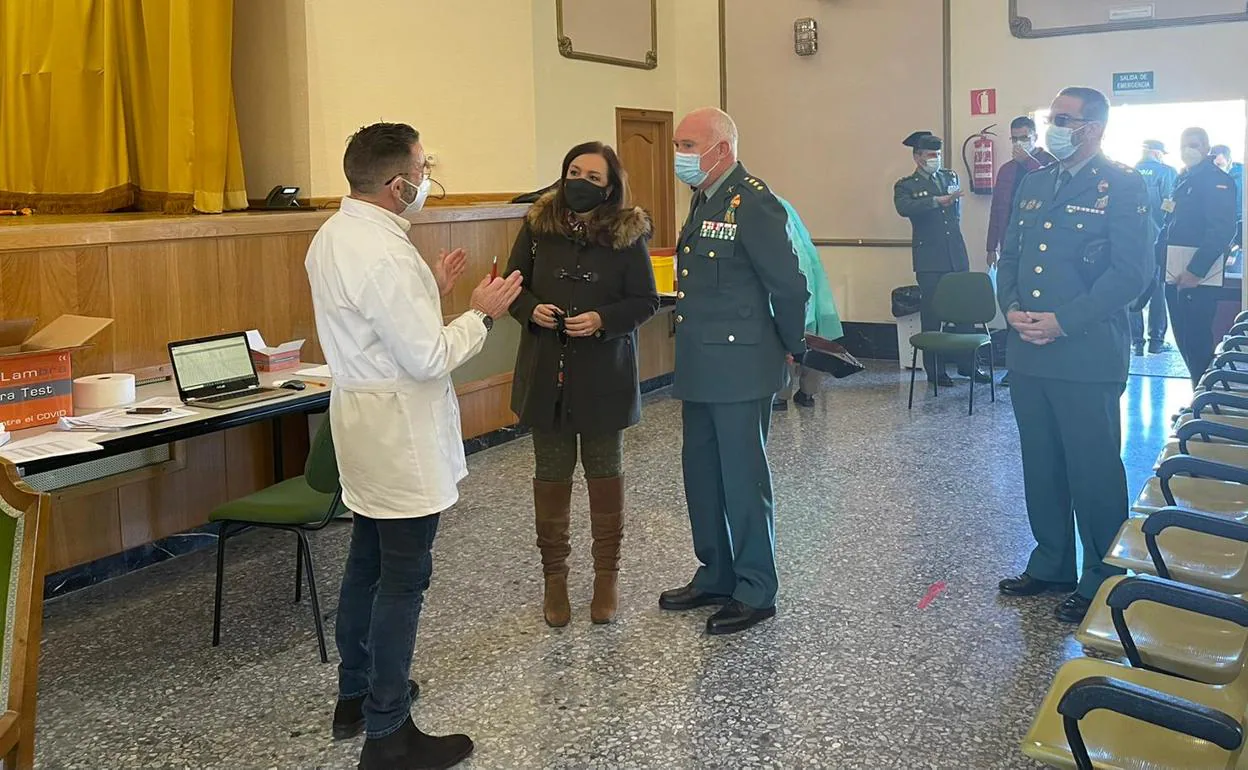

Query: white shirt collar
[[339, 196, 412, 234]]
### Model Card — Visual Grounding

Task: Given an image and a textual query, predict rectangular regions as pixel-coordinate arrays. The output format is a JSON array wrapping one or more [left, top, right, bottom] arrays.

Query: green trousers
[[531, 429, 623, 483], [682, 398, 777, 609], [1010, 373, 1128, 599]]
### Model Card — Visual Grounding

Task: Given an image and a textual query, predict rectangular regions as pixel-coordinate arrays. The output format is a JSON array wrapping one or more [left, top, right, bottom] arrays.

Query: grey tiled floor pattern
[[35, 364, 1193, 769]]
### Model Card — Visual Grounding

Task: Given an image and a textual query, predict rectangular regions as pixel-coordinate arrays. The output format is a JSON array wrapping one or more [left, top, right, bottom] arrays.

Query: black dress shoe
[[706, 600, 776, 635], [1055, 592, 1093, 624], [1148, 339, 1170, 354], [998, 573, 1077, 597], [793, 391, 816, 408], [334, 680, 420, 740], [771, 398, 788, 412], [358, 716, 473, 770], [1133, 342, 1145, 356], [659, 583, 731, 611]]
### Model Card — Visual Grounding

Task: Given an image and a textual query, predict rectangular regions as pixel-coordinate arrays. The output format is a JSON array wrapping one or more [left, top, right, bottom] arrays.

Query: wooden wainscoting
[[638, 306, 676, 382]]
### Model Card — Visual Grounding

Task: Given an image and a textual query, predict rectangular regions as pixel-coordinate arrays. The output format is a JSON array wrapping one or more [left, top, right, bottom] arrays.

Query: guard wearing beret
[[996, 88, 1151, 624], [893, 131, 987, 385]]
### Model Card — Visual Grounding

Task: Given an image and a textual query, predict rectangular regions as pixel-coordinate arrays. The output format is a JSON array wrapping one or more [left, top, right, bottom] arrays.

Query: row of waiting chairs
[[1022, 312, 1248, 769]]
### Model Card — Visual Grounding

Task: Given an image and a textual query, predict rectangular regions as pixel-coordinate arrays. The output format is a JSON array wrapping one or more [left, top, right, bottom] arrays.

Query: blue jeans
[[336, 513, 440, 739]]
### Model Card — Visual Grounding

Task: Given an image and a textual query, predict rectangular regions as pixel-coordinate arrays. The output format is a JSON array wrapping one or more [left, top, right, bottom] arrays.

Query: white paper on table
[[246, 329, 306, 355], [0, 433, 104, 463], [130, 397, 188, 409], [58, 402, 196, 432], [295, 364, 332, 379]]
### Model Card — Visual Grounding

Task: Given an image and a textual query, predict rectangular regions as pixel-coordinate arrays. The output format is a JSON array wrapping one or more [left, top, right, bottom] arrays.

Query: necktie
[[1056, 170, 1072, 195]]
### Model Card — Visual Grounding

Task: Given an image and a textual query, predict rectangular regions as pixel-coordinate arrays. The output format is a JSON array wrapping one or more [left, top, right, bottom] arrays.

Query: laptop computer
[[168, 332, 287, 410]]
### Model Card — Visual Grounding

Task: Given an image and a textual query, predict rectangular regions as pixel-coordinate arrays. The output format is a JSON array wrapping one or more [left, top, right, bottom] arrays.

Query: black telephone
[[262, 185, 301, 209]]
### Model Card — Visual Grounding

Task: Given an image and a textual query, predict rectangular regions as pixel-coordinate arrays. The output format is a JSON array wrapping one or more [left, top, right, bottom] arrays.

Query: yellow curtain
[[0, 0, 247, 214]]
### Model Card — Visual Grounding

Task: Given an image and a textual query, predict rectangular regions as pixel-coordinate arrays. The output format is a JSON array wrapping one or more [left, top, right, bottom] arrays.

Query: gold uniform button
[[675, 315, 684, 323], [1032, 289, 1042, 298], [680, 269, 689, 277], [1034, 266, 1043, 274], [683, 246, 691, 254], [1039, 244, 1048, 252], [708, 251, 716, 258], [1076, 223, 1084, 230], [677, 291, 685, 299], [728, 335, 735, 342], [1043, 222, 1053, 229]]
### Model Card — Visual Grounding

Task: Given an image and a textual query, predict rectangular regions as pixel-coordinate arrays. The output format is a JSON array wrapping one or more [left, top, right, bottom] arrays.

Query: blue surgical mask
[[675, 146, 721, 186], [1046, 125, 1081, 161]]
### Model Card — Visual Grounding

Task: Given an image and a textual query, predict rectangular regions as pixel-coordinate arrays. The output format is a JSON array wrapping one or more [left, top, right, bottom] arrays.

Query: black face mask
[[563, 178, 609, 213]]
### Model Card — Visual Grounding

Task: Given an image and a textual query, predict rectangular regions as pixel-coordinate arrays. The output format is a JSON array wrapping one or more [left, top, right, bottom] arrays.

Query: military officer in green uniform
[[658, 107, 809, 636], [996, 87, 1151, 624], [893, 131, 988, 385]]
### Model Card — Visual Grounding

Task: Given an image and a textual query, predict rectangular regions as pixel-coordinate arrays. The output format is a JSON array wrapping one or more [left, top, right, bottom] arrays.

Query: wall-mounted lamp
[[794, 17, 818, 56]]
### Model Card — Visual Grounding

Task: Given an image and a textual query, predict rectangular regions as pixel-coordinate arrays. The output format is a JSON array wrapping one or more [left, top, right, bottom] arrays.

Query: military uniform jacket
[[893, 168, 970, 274], [1156, 159, 1238, 279], [997, 154, 1151, 383], [672, 164, 809, 403]]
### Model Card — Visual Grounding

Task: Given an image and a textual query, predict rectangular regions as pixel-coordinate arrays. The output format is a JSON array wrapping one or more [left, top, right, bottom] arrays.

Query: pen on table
[[491, 255, 498, 279]]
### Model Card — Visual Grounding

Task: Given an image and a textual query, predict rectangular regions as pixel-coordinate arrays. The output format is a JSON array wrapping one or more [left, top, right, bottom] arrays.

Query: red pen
[[491, 255, 498, 279]]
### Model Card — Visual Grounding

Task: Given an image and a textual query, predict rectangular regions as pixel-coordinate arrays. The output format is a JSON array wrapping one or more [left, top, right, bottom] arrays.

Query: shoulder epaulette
[[742, 175, 768, 193]]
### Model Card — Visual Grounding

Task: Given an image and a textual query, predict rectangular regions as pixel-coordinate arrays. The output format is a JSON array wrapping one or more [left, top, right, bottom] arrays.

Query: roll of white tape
[[72, 373, 137, 411]]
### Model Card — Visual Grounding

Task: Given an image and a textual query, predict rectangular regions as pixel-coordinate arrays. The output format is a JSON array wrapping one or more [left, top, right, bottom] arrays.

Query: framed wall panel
[[1010, 0, 1248, 38], [556, 0, 658, 69]]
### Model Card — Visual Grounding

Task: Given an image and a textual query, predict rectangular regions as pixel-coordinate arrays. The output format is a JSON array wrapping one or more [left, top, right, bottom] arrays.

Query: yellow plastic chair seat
[[1076, 576, 1248, 685], [1022, 657, 1248, 769], [1133, 477, 1248, 518], [1156, 441, 1248, 471], [1177, 412, 1248, 437], [1106, 517, 1248, 594]]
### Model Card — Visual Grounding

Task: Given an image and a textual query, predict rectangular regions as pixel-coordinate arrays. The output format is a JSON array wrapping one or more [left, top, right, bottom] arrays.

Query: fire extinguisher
[[962, 124, 997, 195]]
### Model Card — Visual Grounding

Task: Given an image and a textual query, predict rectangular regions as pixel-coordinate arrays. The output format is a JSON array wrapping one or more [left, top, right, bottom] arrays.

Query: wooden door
[[615, 108, 675, 249]]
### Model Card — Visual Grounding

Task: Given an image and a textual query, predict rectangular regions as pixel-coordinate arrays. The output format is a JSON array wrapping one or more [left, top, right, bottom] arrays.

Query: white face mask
[[922, 157, 941, 174], [397, 177, 431, 220], [1014, 138, 1036, 154], [1181, 148, 1206, 168]]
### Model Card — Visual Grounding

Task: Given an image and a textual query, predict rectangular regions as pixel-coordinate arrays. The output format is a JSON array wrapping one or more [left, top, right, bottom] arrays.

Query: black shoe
[[706, 600, 776, 635], [1148, 339, 1170, 354], [358, 716, 473, 770], [1055, 592, 1093, 624], [334, 680, 420, 741], [659, 583, 731, 611], [1133, 342, 1145, 356], [772, 398, 788, 412], [793, 391, 816, 408], [1000, 372, 1011, 388], [930, 373, 956, 387], [998, 573, 1077, 597]]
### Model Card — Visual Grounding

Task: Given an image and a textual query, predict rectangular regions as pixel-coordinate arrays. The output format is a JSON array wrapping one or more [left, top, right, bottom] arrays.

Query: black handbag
[[891, 285, 922, 317], [800, 334, 865, 379]]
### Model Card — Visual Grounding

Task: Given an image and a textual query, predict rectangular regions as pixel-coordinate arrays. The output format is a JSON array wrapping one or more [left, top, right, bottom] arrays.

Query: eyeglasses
[[1047, 114, 1092, 128], [386, 163, 433, 187]]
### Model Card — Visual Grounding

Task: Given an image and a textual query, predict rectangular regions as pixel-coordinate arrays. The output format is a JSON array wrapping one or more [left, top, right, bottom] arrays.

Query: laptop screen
[[170, 335, 257, 394]]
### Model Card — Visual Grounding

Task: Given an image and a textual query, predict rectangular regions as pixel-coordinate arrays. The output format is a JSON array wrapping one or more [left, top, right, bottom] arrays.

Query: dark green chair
[[210, 418, 341, 662], [907, 272, 997, 415]]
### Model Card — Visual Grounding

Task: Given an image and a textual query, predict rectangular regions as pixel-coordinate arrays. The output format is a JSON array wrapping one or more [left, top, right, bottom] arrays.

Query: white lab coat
[[305, 197, 488, 518]]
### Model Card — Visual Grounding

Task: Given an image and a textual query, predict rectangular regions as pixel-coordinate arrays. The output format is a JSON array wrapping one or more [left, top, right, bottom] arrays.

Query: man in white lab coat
[[305, 122, 521, 770]]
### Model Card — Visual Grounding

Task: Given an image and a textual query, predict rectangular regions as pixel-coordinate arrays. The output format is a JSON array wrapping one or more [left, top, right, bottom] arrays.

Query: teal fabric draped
[[776, 195, 844, 340]]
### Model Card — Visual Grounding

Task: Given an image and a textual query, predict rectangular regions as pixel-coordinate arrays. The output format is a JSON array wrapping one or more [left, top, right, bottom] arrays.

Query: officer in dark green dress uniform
[[658, 107, 809, 636], [996, 88, 1151, 624], [893, 131, 987, 385]]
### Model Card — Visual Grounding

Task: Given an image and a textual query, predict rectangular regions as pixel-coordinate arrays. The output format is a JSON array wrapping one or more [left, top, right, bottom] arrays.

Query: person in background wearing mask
[[996, 87, 1151, 624], [1160, 128, 1239, 384], [505, 141, 659, 628], [1212, 145, 1244, 250], [894, 131, 990, 387], [661, 107, 808, 635], [1133, 140, 1178, 355], [305, 122, 523, 770], [986, 117, 1057, 386]]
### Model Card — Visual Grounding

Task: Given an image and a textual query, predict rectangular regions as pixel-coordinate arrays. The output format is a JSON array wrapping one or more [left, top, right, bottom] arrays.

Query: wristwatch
[[469, 309, 493, 331]]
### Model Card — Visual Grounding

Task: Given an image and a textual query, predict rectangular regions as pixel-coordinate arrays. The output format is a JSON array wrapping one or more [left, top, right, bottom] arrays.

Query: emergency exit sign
[[1113, 71, 1155, 94]]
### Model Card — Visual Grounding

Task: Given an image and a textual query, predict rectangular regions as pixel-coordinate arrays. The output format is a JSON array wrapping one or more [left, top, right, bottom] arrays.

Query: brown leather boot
[[587, 475, 624, 624], [533, 479, 572, 627]]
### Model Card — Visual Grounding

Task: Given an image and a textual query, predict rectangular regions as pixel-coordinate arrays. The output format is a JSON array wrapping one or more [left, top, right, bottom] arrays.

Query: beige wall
[[951, 0, 1248, 273], [233, 0, 720, 209]]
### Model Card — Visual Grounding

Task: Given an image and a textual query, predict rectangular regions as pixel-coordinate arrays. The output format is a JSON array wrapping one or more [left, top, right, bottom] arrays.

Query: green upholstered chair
[[0, 461, 49, 769], [906, 271, 997, 415], [210, 418, 341, 663]]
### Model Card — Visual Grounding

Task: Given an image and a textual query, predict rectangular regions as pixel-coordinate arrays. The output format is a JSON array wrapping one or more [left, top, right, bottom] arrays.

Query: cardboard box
[[0, 315, 114, 430], [245, 330, 305, 372]]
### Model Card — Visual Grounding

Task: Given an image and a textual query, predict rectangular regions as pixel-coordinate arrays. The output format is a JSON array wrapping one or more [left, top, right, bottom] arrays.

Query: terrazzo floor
[[34, 363, 1194, 769]]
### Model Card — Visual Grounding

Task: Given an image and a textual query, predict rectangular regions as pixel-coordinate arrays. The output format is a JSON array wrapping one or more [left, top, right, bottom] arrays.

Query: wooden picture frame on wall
[[556, 0, 658, 70], [1010, 0, 1248, 38]]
